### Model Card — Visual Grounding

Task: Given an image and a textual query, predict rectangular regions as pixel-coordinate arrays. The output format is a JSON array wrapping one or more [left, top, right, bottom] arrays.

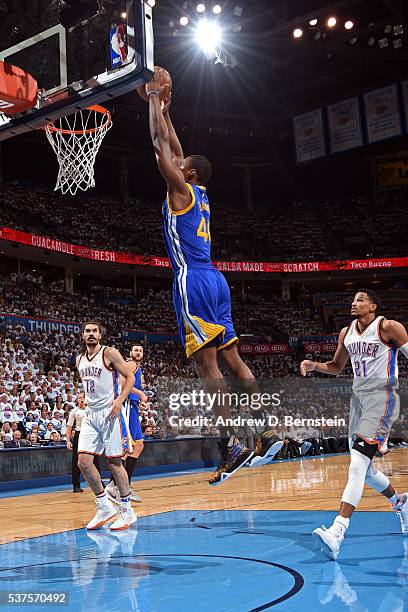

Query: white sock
[[391, 493, 406, 510], [333, 515, 349, 535], [96, 491, 109, 504], [120, 493, 131, 509], [389, 493, 399, 506]]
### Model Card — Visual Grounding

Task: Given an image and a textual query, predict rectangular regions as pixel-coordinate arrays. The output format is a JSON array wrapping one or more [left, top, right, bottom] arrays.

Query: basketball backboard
[[0, 0, 154, 140]]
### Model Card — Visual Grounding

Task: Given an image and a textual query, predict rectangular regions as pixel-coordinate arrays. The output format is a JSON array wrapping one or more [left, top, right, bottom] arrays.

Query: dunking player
[[106, 344, 147, 504], [301, 289, 408, 559], [77, 321, 137, 530], [145, 68, 281, 485]]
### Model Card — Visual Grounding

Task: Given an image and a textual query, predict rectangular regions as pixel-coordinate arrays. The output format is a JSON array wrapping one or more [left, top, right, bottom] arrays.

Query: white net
[[44, 105, 112, 196]]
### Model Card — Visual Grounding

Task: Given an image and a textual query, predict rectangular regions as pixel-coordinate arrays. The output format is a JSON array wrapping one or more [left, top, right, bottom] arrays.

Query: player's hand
[[146, 67, 169, 98], [66, 439, 72, 451], [161, 89, 172, 113], [300, 360, 316, 376], [108, 398, 122, 420], [139, 392, 148, 403]]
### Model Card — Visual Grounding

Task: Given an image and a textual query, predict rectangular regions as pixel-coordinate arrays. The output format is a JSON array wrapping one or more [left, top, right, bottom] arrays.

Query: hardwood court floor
[[1, 449, 408, 545]]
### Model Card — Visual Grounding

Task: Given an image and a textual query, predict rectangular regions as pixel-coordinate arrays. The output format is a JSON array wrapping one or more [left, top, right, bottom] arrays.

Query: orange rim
[[44, 104, 111, 135]]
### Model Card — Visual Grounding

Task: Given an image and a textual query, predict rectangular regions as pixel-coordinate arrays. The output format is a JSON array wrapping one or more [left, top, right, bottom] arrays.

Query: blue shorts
[[172, 266, 237, 357], [122, 399, 143, 444]]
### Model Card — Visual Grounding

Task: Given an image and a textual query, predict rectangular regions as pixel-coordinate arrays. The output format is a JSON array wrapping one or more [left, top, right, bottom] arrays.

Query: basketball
[[137, 66, 172, 102]]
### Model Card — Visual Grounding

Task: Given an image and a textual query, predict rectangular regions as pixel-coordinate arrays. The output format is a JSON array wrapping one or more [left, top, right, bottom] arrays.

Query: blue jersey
[[128, 362, 143, 403], [162, 181, 238, 358], [162, 183, 212, 271]]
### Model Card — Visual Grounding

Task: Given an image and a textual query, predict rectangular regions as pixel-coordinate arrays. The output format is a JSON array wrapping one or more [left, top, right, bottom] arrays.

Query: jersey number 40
[[196, 217, 211, 242]]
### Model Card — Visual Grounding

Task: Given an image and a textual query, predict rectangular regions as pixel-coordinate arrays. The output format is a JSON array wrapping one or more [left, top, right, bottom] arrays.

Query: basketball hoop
[[44, 105, 112, 196]]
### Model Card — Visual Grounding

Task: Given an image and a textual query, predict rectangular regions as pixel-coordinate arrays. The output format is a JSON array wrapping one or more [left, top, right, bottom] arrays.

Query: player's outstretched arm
[[381, 320, 408, 356], [147, 70, 190, 212], [300, 327, 350, 376], [162, 92, 184, 167]]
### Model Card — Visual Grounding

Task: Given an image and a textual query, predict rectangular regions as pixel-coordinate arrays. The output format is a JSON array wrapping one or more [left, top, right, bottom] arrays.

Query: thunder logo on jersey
[[162, 183, 213, 271], [347, 342, 380, 358]]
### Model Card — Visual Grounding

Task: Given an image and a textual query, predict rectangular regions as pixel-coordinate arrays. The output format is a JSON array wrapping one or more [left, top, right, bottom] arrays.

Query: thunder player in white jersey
[[76, 321, 137, 531], [301, 289, 408, 560]]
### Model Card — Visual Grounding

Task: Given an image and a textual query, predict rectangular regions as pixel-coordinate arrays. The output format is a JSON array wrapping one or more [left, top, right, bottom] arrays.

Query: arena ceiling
[[105, 0, 408, 150], [3, 0, 408, 170], [124, 0, 408, 114]]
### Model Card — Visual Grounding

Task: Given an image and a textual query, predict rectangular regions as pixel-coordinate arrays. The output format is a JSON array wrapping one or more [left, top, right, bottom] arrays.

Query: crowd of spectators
[[1, 182, 407, 262], [0, 269, 328, 448], [0, 272, 407, 453], [0, 273, 324, 343], [322, 192, 408, 259]]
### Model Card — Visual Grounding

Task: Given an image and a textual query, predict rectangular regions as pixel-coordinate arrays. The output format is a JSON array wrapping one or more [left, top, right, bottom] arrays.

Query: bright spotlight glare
[[345, 20, 354, 30], [180, 16, 189, 25], [196, 3, 206, 12], [327, 17, 336, 27], [195, 19, 221, 55], [309, 19, 317, 26], [121, 11, 127, 19], [213, 4, 222, 14], [293, 28, 303, 38]]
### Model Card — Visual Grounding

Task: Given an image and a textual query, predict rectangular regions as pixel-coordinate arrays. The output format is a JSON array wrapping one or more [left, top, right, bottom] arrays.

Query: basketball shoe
[[110, 499, 137, 530], [313, 516, 348, 560], [392, 492, 408, 534], [247, 432, 283, 468], [130, 490, 142, 503], [208, 437, 254, 486], [106, 482, 120, 505], [86, 495, 118, 530]]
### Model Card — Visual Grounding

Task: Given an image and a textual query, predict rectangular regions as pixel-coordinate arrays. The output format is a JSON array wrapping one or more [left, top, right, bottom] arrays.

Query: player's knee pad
[[365, 461, 390, 493], [352, 436, 378, 460], [341, 449, 371, 508]]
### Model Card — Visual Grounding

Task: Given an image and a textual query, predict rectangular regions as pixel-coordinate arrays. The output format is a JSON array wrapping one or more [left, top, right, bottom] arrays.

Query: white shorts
[[349, 388, 400, 454], [78, 406, 128, 458]]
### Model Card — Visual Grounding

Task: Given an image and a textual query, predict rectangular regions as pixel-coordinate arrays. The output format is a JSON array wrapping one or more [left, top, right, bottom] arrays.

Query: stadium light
[[345, 20, 354, 30], [309, 18, 317, 26], [293, 28, 303, 39], [195, 19, 221, 59], [196, 3, 206, 13], [180, 16, 189, 25], [213, 4, 222, 14], [327, 17, 337, 28]]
